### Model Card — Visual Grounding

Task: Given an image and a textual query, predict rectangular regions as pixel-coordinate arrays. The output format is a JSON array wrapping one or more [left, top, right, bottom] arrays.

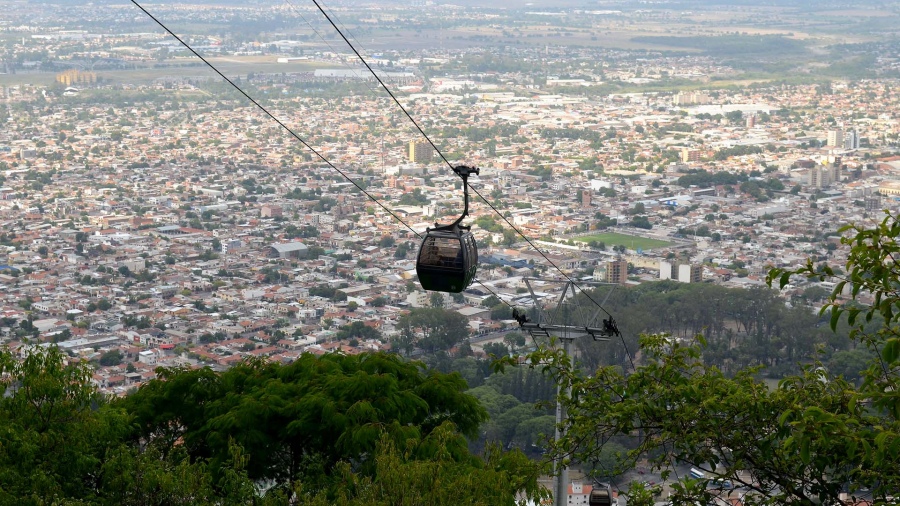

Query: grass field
[[574, 232, 671, 250]]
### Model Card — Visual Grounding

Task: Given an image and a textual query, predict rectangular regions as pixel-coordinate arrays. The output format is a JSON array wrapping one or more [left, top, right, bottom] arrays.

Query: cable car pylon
[[511, 278, 620, 506], [512, 278, 620, 343]]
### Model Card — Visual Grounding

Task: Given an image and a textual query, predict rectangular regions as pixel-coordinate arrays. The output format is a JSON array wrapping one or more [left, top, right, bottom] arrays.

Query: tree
[[293, 428, 547, 505], [335, 321, 381, 342], [394, 242, 411, 259], [0, 346, 327, 504], [504, 332, 526, 352], [99, 349, 123, 366], [509, 213, 900, 504], [397, 308, 470, 353], [725, 110, 744, 123], [118, 352, 530, 498], [482, 295, 501, 308], [0, 346, 109, 500], [522, 334, 875, 504], [483, 342, 509, 357], [629, 216, 652, 229], [53, 328, 72, 343], [491, 303, 512, 321]]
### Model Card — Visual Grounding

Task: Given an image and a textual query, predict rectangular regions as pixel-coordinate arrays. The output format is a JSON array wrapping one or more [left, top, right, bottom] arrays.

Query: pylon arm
[[516, 321, 612, 342]]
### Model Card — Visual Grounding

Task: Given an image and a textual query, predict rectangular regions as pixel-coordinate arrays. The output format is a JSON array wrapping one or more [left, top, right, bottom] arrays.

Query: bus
[[689, 467, 705, 479]]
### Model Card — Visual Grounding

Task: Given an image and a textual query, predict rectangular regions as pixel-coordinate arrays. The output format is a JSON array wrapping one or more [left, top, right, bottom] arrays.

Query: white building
[[660, 260, 676, 280], [566, 482, 594, 506]]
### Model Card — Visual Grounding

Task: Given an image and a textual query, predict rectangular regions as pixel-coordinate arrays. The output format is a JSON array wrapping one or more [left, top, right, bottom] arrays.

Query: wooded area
[[0, 349, 546, 505], [508, 214, 900, 505], [574, 280, 867, 379]]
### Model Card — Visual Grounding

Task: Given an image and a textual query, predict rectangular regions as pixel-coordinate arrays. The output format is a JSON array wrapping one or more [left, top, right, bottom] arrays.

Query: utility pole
[[554, 331, 575, 506]]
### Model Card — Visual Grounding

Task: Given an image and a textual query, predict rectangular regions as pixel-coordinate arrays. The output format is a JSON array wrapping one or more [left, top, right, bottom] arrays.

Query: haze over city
[[1, 0, 900, 504]]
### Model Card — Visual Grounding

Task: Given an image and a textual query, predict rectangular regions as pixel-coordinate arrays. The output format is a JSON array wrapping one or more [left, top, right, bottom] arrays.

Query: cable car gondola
[[588, 482, 613, 506], [416, 164, 479, 293]]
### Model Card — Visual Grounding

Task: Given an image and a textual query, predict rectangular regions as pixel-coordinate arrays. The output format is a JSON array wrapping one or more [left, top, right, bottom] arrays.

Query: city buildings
[[0, 18, 893, 399], [408, 140, 433, 163], [606, 258, 628, 285], [827, 128, 844, 148], [673, 91, 710, 106], [660, 261, 702, 283]]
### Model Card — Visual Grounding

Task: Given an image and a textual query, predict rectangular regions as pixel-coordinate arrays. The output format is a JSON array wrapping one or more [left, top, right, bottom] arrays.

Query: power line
[[280, 0, 382, 96], [308, 0, 635, 368], [134, 0, 620, 362], [309, 0, 454, 170], [311, 0, 371, 63], [129, 0, 419, 240], [131, 0, 514, 314]]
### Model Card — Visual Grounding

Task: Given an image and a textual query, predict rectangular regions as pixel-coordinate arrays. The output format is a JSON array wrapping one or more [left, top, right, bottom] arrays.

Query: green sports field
[[574, 232, 671, 250]]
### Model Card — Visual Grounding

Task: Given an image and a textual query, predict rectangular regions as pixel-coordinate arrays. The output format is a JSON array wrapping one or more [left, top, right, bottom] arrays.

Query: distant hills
[[25, 0, 890, 8]]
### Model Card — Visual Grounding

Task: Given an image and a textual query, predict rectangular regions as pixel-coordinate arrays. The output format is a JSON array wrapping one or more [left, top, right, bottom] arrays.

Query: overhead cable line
[[308, 0, 371, 62], [280, 0, 383, 96], [131, 0, 516, 312], [286, 0, 521, 311], [309, 0, 452, 171], [309, 0, 635, 368], [129, 0, 419, 239]]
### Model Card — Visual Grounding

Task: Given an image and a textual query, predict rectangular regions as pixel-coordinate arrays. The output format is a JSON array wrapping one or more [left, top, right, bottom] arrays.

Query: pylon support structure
[[512, 278, 620, 506]]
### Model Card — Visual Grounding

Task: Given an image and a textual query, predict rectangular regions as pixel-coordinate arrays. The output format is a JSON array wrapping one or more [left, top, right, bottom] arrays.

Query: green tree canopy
[[397, 307, 470, 353], [510, 212, 900, 505], [119, 352, 488, 490], [0, 346, 546, 504]]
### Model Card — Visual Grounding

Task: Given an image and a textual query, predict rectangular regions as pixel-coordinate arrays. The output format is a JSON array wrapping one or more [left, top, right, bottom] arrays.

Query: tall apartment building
[[56, 70, 97, 87], [808, 162, 842, 189], [606, 258, 628, 285], [865, 195, 882, 212], [844, 130, 860, 150], [827, 128, 844, 148], [678, 264, 703, 283], [831, 160, 842, 183], [660, 260, 702, 283], [659, 260, 677, 280], [745, 114, 756, 128], [408, 141, 434, 163], [681, 148, 702, 163]]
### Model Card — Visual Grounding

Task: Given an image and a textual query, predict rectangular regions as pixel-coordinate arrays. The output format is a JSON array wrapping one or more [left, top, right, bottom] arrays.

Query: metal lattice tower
[[515, 278, 620, 343], [512, 278, 619, 506]]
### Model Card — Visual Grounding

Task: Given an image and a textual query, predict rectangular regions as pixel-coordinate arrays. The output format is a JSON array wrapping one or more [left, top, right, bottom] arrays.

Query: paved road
[[468, 330, 514, 345]]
